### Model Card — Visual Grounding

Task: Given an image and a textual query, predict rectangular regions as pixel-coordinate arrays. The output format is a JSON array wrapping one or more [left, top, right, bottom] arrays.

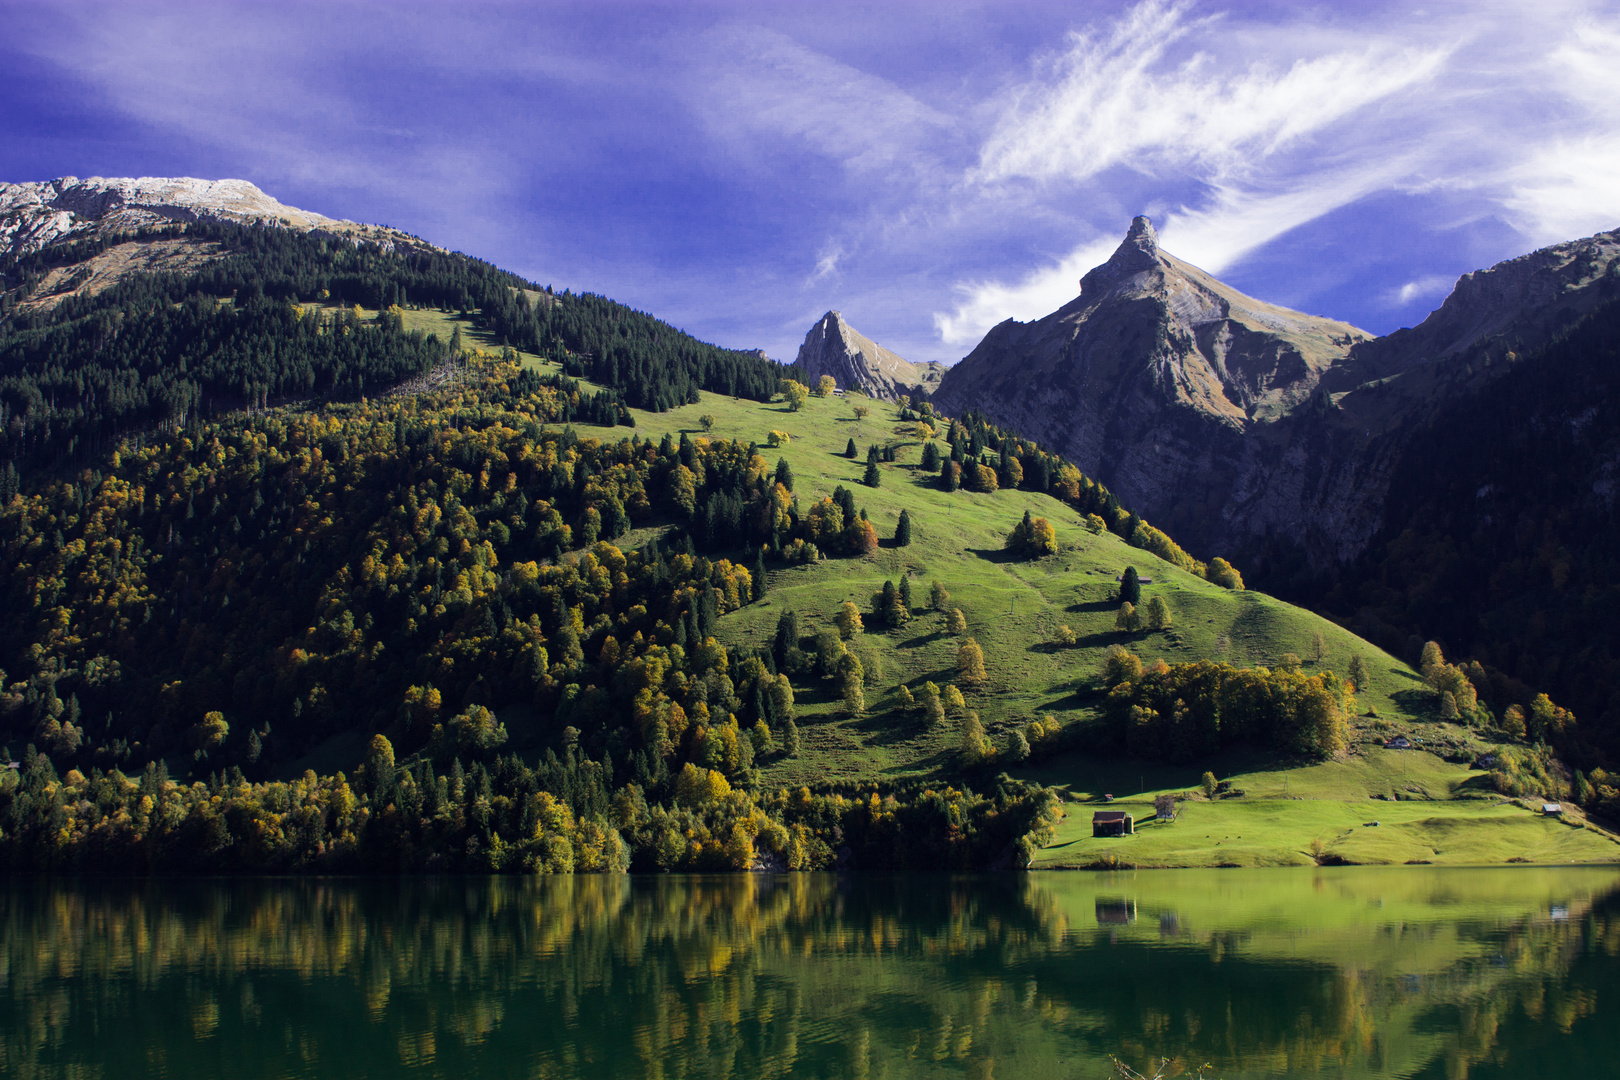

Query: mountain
[[794, 310, 944, 401], [0, 178, 784, 476], [0, 175, 435, 315], [933, 216, 1620, 575], [0, 175, 1603, 876], [932, 216, 1372, 556]]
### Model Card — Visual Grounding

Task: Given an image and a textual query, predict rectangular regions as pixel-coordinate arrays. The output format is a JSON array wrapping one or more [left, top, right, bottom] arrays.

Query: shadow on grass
[[793, 683, 841, 709], [1076, 629, 1140, 648], [966, 546, 1022, 564], [897, 629, 947, 650], [1392, 688, 1437, 717], [1068, 598, 1120, 613], [1028, 641, 1079, 655], [883, 748, 955, 776], [847, 708, 931, 747], [1452, 773, 1501, 797]]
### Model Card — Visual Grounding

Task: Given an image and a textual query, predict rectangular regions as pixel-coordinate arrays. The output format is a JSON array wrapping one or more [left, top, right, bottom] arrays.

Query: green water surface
[[3, 868, 1617, 1079]]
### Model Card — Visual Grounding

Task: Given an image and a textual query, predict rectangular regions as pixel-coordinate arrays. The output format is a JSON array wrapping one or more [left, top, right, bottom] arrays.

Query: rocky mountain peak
[[794, 310, 943, 402], [1, 175, 439, 313], [1081, 215, 1168, 298], [1125, 214, 1158, 252]]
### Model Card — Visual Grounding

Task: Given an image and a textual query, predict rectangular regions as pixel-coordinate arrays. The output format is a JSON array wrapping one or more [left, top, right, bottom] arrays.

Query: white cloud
[[933, 1, 1456, 346], [1156, 163, 1417, 274], [972, 0, 1448, 188], [1390, 275, 1456, 306], [933, 237, 1117, 347], [1501, 21, 1620, 243], [689, 26, 956, 179], [809, 241, 844, 284]]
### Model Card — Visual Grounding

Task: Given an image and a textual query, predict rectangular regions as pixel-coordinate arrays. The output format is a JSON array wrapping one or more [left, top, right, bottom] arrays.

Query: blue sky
[[4, 1, 1619, 364]]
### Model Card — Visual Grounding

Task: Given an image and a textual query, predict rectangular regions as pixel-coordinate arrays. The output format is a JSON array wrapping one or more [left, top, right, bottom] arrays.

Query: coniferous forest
[[0, 222, 782, 483]]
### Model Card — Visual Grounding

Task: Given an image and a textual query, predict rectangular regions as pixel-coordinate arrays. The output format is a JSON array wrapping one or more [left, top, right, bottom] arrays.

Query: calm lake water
[[3, 868, 1618, 1079]]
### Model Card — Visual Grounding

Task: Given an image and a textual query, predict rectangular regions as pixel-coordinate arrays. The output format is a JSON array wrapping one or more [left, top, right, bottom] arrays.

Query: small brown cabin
[[1093, 810, 1135, 837]]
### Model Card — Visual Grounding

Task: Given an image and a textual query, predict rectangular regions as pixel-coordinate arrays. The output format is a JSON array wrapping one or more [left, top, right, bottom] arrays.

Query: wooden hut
[[1092, 810, 1134, 837]]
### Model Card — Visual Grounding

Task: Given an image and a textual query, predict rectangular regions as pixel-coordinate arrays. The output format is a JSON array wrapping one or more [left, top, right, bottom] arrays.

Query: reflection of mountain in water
[[0, 870, 1616, 1079]]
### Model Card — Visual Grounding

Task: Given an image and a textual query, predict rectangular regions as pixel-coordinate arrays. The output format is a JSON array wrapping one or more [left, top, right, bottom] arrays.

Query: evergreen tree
[[753, 547, 769, 598], [774, 457, 794, 491], [921, 441, 941, 472], [863, 458, 881, 488], [895, 509, 912, 547], [1119, 566, 1141, 605], [845, 437, 858, 458], [782, 718, 801, 757], [773, 609, 800, 664], [898, 574, 913, 611]]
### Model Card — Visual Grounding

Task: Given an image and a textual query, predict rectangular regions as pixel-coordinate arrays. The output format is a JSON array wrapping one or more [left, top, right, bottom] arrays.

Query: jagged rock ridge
[[932, 216, 1620, 575], [931, 216, 1371, 556], [795, 311, 943, 402]]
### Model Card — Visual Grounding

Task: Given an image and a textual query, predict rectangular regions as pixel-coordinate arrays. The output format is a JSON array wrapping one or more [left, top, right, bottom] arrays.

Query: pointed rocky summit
[[794, 311, 943, 402]]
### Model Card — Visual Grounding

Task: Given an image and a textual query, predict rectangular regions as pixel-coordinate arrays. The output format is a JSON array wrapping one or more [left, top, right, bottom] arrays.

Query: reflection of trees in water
[[0, 875, 1614, 1080]]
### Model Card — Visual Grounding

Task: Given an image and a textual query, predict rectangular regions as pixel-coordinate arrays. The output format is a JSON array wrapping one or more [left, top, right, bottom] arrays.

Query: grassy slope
[[383, 308, 1619, 866]]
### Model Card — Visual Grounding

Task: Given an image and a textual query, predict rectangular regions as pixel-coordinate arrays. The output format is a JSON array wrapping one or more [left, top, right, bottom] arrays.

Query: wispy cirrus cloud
[[929, 1, 1620, 351], [971, 1, 1447, 188], [7, 1, 1620, 366], [686, 25, 959, 181]]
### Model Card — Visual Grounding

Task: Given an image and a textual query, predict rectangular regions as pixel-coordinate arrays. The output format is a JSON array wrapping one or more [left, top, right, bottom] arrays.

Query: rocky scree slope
[[795, 310, 944, 401]]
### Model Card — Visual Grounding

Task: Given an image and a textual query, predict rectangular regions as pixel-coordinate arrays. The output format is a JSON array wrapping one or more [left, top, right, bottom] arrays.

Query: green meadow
[[379, 307, 1617, 866]]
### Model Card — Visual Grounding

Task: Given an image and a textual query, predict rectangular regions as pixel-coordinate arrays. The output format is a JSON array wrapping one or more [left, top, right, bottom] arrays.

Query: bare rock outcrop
[[931, 216, 1370, 555], [794, 311, 943, 402], [932, 215, 1620, 575]]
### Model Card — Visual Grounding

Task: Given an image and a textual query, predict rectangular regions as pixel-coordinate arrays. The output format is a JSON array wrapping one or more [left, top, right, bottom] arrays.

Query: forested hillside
[[0, 222, 782, 482], [0, 212, 1607, 875], [0, 351, 1064, 871], [1323, 297, 1620, 761]]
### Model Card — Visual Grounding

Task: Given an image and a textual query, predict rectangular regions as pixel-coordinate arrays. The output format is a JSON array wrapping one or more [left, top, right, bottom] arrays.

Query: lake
[[3, 868, 1617, 1079]]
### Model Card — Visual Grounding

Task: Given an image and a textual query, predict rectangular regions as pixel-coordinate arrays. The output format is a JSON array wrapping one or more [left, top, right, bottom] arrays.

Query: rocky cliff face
[[931, 217, 1620, 575], [0, 176, 435, 311], [931, 216, 1370, 556], [794, 310, 943, 402]]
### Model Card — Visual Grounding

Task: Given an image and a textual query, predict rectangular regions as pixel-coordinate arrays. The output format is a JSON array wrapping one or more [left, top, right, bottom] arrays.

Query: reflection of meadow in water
[[2, 869, 1618, 1080]]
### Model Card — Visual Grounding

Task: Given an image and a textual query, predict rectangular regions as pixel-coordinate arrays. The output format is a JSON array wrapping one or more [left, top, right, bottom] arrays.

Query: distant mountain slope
[[931, 216, 1371, 554], [0, 176, 438, 315], [932, 216, 1620, 577], [0, 175, 425, 257], [0, 178, 785, 479], [794, 310, 943, 401], [1324, 296, 1620, 749]]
